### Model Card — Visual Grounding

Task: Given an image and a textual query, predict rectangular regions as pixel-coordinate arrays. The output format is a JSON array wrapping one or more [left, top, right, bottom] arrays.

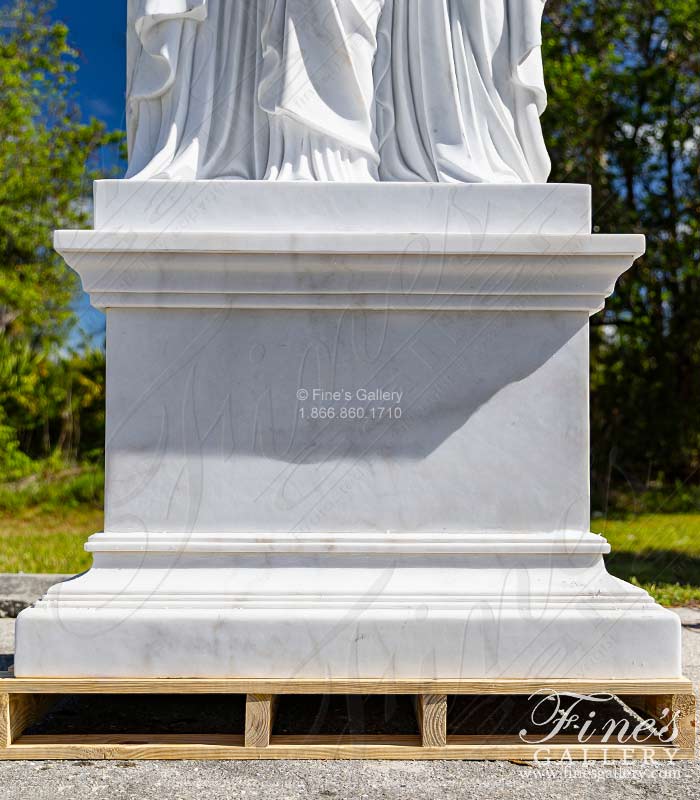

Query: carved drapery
[[126, 0, 550, 183]]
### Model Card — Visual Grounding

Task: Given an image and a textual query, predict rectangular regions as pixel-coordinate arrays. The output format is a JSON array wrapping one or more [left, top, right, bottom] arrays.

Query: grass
[[0, 510, 99, 573], [1, 469, 700, 605], [593, 513, 700, 606], [0, 466, 102, 574]]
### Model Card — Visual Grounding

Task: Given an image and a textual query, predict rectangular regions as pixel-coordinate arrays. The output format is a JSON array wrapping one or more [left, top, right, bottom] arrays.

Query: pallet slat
[[0, 674, 692, 695], [1, 737, 693, 762]]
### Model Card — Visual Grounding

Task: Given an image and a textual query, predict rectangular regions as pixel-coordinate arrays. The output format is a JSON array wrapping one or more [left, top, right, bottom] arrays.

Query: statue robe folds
[[127, 0, 384, 180], [375, 0, 551, 183], [126, 0, 551, 183], [127, 0, 268, 179], [259, 0, 385, 180]]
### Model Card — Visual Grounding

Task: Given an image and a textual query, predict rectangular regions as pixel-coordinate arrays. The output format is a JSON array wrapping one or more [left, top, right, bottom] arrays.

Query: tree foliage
[[0, 0, 119, 479], [543, 0, 700, 497]]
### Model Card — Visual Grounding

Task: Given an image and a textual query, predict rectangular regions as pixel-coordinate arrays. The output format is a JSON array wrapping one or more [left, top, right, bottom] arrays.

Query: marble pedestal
[[15, 182, 681, 679]]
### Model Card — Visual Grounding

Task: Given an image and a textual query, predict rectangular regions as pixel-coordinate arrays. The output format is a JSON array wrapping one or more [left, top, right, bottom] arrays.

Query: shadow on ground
[[606, 550, 700, 592]]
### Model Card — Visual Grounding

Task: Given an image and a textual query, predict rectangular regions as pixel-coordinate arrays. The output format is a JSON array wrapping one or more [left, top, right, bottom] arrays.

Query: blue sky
[[52, 1, 127, 135], [48, 2, 127, 345]]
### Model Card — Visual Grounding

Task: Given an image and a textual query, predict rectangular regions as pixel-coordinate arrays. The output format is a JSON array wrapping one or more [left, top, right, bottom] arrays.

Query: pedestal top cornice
[[54, 230, 644, 314], [54, 183, 644, 314]]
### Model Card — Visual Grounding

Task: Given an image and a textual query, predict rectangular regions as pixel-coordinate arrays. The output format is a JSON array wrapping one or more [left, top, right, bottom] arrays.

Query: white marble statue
[[126, 0, 550, 182]]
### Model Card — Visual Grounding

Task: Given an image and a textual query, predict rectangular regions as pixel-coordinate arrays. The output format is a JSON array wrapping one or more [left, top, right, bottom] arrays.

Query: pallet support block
[[0, 694, 8, 749], [627, 692, 697, 751], [1, 693, 58, 749], [245, 694, 277, 748], [415, 694, 447, 748]]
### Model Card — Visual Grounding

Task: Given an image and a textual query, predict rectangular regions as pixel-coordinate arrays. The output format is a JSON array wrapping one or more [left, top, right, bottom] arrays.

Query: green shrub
[[0, 420, 37, 483], [0, 463, 104, 513]]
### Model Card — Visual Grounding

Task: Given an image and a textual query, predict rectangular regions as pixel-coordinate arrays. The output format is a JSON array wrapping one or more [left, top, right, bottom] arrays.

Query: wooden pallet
[[0, 673, 695, 761]]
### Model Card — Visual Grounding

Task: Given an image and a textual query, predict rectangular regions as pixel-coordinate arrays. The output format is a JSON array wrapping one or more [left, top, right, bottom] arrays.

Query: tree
[[543, 0, 700, 500], [0, 0, 120, 478]]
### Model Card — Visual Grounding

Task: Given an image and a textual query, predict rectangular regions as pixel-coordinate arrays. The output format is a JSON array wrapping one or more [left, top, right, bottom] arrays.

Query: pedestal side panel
[[104, 308, 590, 535]]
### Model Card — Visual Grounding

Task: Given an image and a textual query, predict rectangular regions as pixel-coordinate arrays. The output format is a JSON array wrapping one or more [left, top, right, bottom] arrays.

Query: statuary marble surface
[[13, 182, 682, 680], [93, 181, 590, 235], [126, 0, 550, 183]]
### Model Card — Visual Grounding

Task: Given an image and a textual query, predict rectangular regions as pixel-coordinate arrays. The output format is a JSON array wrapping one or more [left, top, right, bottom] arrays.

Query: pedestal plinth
[[14, 182, 681, 679]]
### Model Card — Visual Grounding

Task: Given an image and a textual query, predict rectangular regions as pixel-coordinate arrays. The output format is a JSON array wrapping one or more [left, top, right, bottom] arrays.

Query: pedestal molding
[[54, 231, 644, 315], [55, 230, 643, 255], [32, 593, 658, 612], [76, 292, 608, 313], [84, 530, 611, 555]]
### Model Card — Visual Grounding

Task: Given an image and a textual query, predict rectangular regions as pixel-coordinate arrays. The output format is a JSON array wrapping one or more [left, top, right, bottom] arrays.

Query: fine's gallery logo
[[520, 691, 681, 747]]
